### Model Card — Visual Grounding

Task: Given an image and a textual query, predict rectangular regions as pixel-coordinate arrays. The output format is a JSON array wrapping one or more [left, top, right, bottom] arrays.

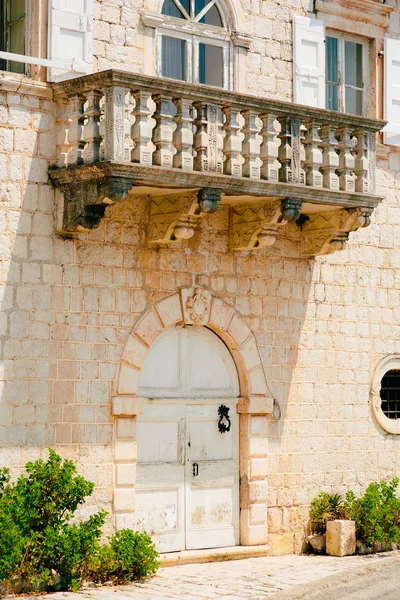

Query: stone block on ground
[[326, 520, 356, 557]]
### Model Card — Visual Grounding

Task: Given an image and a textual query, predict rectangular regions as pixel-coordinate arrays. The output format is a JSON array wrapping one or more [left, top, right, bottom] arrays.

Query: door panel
[[136, 405, 185, 552], [185, 402, 239, 550]]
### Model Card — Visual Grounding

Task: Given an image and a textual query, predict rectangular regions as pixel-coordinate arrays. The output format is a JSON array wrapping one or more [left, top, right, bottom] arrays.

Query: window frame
[[325, 29, 370, 116], [153, 1, 234, 90], [371, 356, 400, 435]]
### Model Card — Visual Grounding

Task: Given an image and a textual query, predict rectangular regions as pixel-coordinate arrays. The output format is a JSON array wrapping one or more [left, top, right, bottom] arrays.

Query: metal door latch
[[192, 462, 199, 477]]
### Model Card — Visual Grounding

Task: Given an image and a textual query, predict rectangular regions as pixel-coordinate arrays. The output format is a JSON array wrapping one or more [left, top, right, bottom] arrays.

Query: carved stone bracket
[[147, 188, 222, 244], [58, 176, 133, 233], [301, 206, 374, 257], [230, 197, 303, 251]]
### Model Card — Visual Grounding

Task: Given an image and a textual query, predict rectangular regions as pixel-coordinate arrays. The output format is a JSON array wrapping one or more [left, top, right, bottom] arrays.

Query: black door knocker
[[218, 405, 231, 433]]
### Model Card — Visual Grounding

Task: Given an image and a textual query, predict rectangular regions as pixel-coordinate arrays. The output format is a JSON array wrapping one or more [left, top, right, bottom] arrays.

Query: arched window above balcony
[[142, 0, 237, 89]]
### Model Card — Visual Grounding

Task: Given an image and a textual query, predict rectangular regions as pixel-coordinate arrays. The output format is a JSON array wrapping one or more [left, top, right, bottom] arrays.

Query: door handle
[[192, 462, 199, 477]]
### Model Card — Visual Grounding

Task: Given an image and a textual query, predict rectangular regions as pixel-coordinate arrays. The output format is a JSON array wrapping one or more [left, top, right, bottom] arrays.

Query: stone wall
[[0, 0, 400, 551]]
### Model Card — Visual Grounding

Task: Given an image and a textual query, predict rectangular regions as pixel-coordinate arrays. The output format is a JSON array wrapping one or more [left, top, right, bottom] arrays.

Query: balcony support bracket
[[301, 206, 374, 257], [230, 197, 302, 251], [148, 187, 222, 244], [57, 175, 133, 233]]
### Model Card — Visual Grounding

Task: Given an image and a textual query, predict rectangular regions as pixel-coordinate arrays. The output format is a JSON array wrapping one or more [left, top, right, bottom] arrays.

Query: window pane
[[161, 0, 185, 18], [326, 36, 339, 84], [8, 20, 25, 73], [195, 0, 209, 16], [162, 36, 186, 81], [345, 87, 363, 115], [199, 43, 223, 87], [9, 0, 25, 22], [326, 83, 339, 111], [199, 4, 222, 26], [345, 41, 363, 88]]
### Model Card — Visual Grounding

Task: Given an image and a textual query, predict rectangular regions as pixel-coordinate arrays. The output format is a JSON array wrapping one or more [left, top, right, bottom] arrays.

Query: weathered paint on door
[[136, 326, 240, 552]]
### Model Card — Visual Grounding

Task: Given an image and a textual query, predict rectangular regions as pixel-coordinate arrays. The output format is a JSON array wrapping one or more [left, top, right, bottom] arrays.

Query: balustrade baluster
[[173, 98, 193, 170], [68, 94, 85, 165], [131, 90, 153, 165], [353, 128, 368, 193], [222, 106, 242, 177], [337, 125, 355, 192], [366, 130, 376, 193], [83, 89, 102, 164], [153, 94, 174, 167], [304, 120, 323, 188], [278, 116, 292, 183], [300, 123, 306, 185], [193, 102, 222, 172], [320, 125, 339, 190], [193, 102, 208, 171], [278, 117, 302, 184], [260, 113, 279, 182], [242, 109, 260, 179], [104, 85, 129, 162], [56, 97, 72, 168]]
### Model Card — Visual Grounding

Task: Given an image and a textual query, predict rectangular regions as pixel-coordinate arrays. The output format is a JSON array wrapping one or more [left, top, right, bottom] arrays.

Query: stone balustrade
[[50, 70, 385, 255], [53, 69, 381, 193]]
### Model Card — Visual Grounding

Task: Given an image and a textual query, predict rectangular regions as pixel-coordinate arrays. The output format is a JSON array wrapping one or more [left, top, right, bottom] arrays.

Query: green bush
[[345, 478, 400, 548], [309, 492, 349, 534], [0, 450, 106, 591], [88, 529, 159, 584]]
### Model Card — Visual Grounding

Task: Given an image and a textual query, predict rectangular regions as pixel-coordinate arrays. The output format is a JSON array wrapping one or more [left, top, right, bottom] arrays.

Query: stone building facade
[[0, 0, 400, 555]]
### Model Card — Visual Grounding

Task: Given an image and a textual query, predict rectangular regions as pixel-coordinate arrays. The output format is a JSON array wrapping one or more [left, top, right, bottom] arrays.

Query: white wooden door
[[136, 326, 239, 553]]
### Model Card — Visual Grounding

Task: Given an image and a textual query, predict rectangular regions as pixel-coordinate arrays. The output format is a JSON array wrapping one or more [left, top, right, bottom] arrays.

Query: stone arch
[[112, 287, 273, 548]]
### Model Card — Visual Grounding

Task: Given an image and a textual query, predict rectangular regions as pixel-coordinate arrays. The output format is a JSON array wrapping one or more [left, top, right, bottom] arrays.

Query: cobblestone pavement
[[25, 553, 399, 600]]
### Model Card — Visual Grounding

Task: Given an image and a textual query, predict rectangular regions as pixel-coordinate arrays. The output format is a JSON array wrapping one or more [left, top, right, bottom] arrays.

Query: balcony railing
[[50, 70, 385, 255]]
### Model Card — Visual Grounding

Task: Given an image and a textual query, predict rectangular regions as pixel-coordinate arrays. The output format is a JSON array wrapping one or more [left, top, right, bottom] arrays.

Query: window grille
[[380, 370, 400, 420]]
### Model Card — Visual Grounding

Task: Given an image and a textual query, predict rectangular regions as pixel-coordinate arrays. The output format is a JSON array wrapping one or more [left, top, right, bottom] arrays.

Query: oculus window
[[371, 357, 400, 435]]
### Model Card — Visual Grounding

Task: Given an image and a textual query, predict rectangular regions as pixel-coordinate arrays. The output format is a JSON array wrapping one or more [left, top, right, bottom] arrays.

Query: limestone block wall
[[0, 0, 400, 552]]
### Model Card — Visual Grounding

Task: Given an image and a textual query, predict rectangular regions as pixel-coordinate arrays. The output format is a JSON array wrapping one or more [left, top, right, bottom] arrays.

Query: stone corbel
[[301, 206, 374, 257], [147, 187, 221, 244], [230, 198, 302, 251], [57, 176, 133, 233]]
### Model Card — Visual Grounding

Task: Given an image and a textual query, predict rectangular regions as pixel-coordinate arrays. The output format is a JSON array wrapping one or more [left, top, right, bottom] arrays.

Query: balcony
[[50, 70, 384, 256]]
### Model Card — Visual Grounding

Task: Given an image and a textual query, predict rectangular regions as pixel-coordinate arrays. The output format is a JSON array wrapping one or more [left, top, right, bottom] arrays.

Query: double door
[[136, 399, 239, 552]]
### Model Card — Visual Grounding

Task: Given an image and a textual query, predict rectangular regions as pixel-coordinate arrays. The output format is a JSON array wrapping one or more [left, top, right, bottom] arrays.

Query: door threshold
[[159, 544, 269, 567]]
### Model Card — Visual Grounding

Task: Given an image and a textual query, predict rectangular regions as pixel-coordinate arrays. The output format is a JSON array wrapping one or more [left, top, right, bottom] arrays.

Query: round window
[[371, 357, 400, 434]]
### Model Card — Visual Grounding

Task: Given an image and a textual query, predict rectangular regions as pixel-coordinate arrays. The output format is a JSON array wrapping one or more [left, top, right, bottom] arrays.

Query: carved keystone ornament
[[181, 288, 212, 325]]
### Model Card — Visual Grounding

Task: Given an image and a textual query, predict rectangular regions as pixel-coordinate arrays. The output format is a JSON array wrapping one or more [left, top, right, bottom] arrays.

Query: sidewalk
[[22, 551, 400, 600]]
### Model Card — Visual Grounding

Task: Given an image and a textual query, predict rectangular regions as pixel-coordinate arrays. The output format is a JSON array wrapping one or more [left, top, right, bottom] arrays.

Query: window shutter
[[384, 37, 400, 147], [293, 16, 325, 108], [48, 0, 93, 82]]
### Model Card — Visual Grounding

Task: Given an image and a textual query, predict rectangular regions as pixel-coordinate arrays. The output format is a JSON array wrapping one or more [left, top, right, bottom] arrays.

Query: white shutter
[[293, 16, 325, 108], [383, 37, 400, 147], [48, 0, 93, 82]]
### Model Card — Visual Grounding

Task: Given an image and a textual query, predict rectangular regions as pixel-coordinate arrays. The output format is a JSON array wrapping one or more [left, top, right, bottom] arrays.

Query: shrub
[[345, 478, 400, 548], [88, 529, 159, 584], [309, 492, 349, 534], [0, 450, 106, 591]]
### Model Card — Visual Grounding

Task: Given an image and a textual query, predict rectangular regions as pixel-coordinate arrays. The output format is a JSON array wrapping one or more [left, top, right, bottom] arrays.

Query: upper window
[[0, 0, 26, 74], [326, 33, 366, 116], [158, 0, 231, 88]]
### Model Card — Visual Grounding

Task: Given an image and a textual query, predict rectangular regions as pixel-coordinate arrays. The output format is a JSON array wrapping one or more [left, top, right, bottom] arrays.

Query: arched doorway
[[135, 325, 240, 552]]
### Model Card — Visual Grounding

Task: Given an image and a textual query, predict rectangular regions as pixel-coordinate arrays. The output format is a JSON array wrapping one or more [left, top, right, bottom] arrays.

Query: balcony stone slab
[[49, 69, 385, 257]]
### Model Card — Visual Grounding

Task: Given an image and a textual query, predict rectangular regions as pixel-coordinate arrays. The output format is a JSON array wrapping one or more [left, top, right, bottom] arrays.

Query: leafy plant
[[309, 492, 349, 534], [0, 449, 106, 590], [345, 478, 400, 548], [88, 529, 159, 584]]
